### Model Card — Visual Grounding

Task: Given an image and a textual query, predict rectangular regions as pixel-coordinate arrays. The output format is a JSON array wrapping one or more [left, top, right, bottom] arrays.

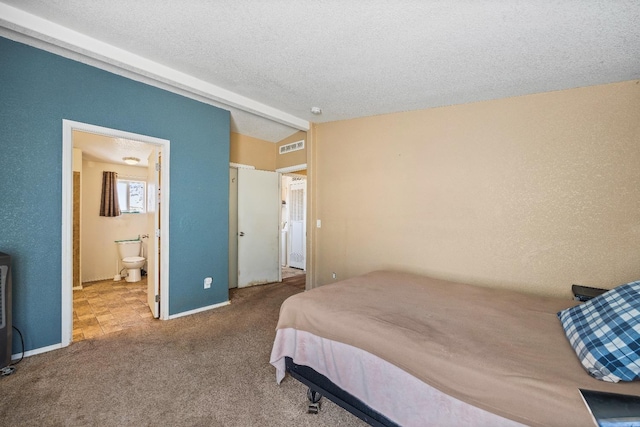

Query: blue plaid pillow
[[558, 280, 640, 382]]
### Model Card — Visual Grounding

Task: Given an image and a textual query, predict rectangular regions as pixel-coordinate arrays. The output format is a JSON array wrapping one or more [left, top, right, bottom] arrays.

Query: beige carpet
[[0, 280, 366, 427]]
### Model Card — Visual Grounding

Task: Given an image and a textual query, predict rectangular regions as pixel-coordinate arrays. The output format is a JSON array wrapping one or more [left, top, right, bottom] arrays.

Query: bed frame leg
[[307, 388, 322, 414]]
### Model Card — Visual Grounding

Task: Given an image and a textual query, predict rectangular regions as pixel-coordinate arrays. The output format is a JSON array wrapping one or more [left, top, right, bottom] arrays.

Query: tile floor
[[72, 277, 154, 342], [73, 267, 306, 342]]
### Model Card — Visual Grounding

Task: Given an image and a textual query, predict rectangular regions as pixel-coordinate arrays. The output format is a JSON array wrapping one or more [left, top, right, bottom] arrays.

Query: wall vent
[[279, 140, 304, 155]]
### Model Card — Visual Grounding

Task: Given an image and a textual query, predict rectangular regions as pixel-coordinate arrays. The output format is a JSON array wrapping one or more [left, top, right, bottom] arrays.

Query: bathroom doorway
[[61, 120, 170, 347]]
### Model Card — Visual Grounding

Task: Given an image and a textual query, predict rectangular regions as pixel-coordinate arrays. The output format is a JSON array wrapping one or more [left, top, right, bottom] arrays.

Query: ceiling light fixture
[[311, 107, 322, 115], [122, 156, 140, 165]]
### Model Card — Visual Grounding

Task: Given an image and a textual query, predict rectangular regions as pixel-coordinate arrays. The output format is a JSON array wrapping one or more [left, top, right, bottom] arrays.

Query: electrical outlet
[[332, 272, 337, 279], [204, 277, 212, 289]]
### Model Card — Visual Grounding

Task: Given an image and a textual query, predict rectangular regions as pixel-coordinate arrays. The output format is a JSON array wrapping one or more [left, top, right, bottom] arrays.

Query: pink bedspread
[[271, 270, 640, 426]]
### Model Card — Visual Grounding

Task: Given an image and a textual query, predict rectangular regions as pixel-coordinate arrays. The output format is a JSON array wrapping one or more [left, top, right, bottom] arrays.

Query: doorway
[[228, 164, 307, 289], [61, 120, 170, 348], [280, 173, 306, 280]]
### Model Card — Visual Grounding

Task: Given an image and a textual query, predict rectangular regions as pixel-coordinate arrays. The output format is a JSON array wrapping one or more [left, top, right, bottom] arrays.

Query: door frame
[[276, 163, 308, 275], [61, 120, 171, 347]]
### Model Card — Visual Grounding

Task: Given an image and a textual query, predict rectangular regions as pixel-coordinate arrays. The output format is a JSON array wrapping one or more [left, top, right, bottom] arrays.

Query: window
[[117, 179, 146, 213]]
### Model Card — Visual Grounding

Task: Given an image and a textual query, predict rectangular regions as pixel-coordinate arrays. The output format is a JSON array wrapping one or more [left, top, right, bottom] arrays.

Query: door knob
[[239, 232, 245, 236]]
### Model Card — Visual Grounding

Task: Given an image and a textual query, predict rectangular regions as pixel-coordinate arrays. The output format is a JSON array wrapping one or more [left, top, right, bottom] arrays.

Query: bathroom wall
[[81, 159, 149, 282], [72, 149, 82, 289]]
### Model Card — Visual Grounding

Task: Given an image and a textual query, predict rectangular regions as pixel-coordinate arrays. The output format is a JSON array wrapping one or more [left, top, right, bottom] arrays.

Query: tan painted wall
[[230, 132, 275, 170], [230, 131, 307, 171], [310, 80, 640, 297], [276, 131, 307, 170]]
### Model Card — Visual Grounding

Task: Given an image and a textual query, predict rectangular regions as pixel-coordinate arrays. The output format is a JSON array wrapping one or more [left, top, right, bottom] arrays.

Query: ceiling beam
[[0, 2, 310, 131]]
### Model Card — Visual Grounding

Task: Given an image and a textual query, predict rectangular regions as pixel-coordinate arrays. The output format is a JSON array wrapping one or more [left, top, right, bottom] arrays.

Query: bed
[[270, 270, 640, 426]]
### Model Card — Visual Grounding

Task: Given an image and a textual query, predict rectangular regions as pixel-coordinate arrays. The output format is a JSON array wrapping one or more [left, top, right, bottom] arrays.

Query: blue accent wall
[[0, 37, 230, 353]]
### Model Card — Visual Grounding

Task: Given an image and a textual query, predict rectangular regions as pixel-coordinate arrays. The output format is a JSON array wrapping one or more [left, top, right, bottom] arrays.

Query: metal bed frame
[[285, 356, 400, 427]]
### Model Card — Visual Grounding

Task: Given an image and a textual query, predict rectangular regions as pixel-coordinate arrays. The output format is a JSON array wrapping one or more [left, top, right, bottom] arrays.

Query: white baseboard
[[10, 301, 231, 359], [13, 342, 64, 360], [168, 300, 230, 319]]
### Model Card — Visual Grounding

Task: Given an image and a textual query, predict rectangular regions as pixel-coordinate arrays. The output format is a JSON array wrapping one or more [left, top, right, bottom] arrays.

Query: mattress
[[270, 270, 640, 426], [272, 328, 524, 426]]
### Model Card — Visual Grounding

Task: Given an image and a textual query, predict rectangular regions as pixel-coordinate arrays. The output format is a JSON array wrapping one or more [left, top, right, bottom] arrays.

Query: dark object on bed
[[285, 356, 399, 427], [579, 388, 640, 426], [572, 284, 609, 302]]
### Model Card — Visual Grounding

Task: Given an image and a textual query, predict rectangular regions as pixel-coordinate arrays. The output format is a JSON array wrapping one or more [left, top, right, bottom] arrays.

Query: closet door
[[237, 168, 280, 287]]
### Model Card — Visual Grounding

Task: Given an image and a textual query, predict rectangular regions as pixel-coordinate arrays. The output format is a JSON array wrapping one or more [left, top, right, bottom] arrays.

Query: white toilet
[[116, 239, 146, 282]]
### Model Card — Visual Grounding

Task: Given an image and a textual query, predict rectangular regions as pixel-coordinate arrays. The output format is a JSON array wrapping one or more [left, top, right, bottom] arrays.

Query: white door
[[237, 168, 280, 287], [288, 179, 306, 270], [146, 148, 160, 317]]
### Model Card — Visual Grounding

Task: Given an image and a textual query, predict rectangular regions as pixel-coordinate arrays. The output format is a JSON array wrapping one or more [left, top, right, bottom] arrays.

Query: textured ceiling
[[73, 130, 153, 168], [1, 1, 639, 143]]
